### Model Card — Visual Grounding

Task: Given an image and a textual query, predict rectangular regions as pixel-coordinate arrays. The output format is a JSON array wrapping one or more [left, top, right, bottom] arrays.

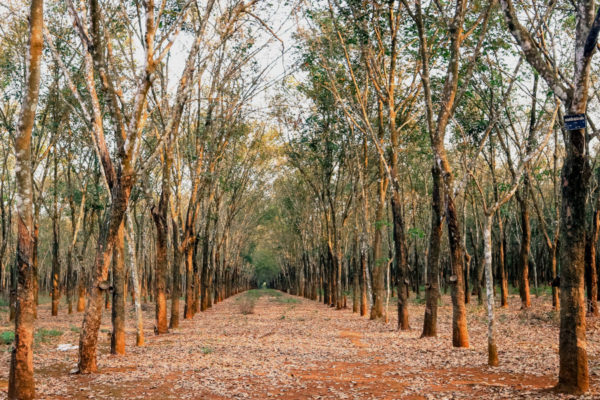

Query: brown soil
[[0, 291, 598, 399]]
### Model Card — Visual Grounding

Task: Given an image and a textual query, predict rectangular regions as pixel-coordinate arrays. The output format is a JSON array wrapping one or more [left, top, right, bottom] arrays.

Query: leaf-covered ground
[[1, 289, 599, 399]]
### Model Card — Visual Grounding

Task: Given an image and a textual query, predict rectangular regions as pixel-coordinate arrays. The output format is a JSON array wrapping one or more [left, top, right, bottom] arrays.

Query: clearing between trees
[[1, 289, 598, 399]]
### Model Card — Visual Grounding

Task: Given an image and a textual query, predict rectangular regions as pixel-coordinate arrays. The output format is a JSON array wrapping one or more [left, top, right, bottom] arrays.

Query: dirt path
[[1, 290, 599, 399]]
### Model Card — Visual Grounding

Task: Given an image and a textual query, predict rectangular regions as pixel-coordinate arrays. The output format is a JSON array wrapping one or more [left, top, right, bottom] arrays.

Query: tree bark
[[498, 217, 508, 307], [110, 222, 126, 355], [8, 0, 43, 396], [51, 152, 60, 316], [483, 216, 498, 366], [516, 194, 531, 309], [585, 200, 599, 316], [422, 165, 443, 337], [446, 189, 470, 348], [170, 219, 181, 329], [370, 99, 387, 320], [151, 188, 169, 333], [391, 191, 409, 330], [126, 212, 144, 346]]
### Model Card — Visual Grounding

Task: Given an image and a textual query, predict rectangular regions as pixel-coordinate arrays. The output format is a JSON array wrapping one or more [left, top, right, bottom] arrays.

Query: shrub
[[239, 297, 256, 315], [1, 331, 15, 345], [35, 329, 63, 343]]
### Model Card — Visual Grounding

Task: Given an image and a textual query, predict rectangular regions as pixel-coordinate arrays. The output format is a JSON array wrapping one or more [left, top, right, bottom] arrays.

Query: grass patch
[[270, 297, 300, 304], [1, 331, 15, 345], [36, 295, 52, 305], [244, 289, 282, 299], [0, 298, 9, 307], [411, 296, 426, 305], [70, 326, 80, 333], [201, 346, 214, 354], [35, 328, 63, 343]]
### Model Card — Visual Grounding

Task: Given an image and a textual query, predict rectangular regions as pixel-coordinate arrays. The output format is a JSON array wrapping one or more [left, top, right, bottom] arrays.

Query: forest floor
[[1, 289, 599, 399]]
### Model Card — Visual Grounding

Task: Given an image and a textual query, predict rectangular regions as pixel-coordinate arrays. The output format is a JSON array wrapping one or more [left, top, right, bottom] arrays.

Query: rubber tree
[[8, 0, 44, 397], [499, 0, 600, 392], [405, 0, 492, 345]]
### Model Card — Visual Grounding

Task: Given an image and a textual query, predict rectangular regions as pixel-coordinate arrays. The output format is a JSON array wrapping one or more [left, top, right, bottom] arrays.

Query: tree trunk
[[370, 195, 386, 319], [77, 278, 86, 312], [551, 244, 559, 310], [32, 222, 39, 319], [391, 191, 409, 330], [151, 193, 169, 333], [194, 237, 201, 312], [498, 218, 508, 308], [557, 120, 590, 393], [126, 212, 144, 346], [111, 222, 126, 355], [352, 247, 359, 313], [446, 190, 469, 348], [422, 165, 443, 337], [517, 194, 531, 308], [585, 205, 599, 315], [78, 178, 134, 373], [8, 0, 43, 396], [201, 224, 210, 312], [67, 249, 74, 314], [51, 153, 60, 317], [483, 215, 498, 366], [370, 103, 388, 320], [184, 244, 194, 319], [170, 219, 181, 329]]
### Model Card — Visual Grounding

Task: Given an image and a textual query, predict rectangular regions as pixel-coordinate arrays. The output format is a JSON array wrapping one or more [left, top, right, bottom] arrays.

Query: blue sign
[[564, 114, 586, 131]]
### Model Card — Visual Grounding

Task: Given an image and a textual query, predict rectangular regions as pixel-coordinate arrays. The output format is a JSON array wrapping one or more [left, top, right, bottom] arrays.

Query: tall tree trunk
[[370, 102, 388, 320], [67, 249, 74, 314], [483, 215, 498, 366], [126, 213, 144, 346], [422, 165, 443, 337], [66, 158, 78, 315], [207, 246, 215, 308], [183, 243, 194, 319], [51, 153, 60, 316], [391, 191, 409, 330], [8, 0, 43, 396], [550, 243, 559, 309], [77, 277, 86, 312], [194, 236, 201, 312], [151, 190, 169, 333], [111, 222, 126, 355], [0, 153, 8, 295], [32, 222, 39, 319], [170, 219, 181, 329], [517, 193, 531, 309], [556, 118, 590, 393], [9, 259, 17, 322], [498, 217, 508, 307], [446, 188, 469, 348], [358, 244, 367, 316], [79, 180, 134, 372], [201, 221, 210, 312], [585, 200, 599, 315], [516, 72, 539, 310], [351, 240, 359, 313]]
